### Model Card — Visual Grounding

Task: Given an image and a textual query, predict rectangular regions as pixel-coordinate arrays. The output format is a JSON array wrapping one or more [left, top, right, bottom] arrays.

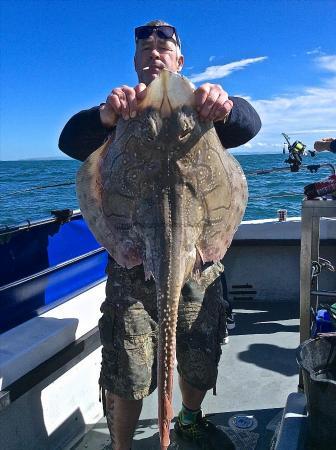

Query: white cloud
[[306, 47, 323, 56], [185, 54, 336, 154], [287, 129, 336, 135], [256, 142, 282, 148], [241, 55, 336, 153], [315, 55, 336, 72], [209, 55, 215, 62], [189, 56, 268, 83], [246, 82, 336, 153]]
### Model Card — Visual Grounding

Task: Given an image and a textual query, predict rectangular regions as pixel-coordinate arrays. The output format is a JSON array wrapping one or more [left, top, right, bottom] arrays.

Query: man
[[314, 137, 336, 153], [59, 20, 261, 450]]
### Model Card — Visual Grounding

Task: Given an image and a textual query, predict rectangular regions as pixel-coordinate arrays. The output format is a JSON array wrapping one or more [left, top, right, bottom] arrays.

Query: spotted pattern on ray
[[76, 71, 248, 450]]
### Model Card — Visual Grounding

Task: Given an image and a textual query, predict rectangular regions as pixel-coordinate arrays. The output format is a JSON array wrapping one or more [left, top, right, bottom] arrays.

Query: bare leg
[[178, 374, 207, 410], [105, 390, 142, 450]]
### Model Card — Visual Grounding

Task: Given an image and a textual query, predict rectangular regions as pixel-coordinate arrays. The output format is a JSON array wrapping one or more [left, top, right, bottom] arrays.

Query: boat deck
[[72, 301, 300, 450]]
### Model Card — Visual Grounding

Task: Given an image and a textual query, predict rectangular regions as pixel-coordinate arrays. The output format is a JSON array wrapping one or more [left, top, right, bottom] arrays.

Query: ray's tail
[[147, 186, 191, 450]]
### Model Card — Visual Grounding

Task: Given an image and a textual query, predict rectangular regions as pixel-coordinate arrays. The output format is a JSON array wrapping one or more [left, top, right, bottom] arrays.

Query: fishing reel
[[282, 133, 315, 172]]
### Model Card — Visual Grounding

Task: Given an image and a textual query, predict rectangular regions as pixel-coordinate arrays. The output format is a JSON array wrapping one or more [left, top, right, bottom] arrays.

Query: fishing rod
[[245, 163, 335, 177], [246, 132, 335, 176], [0, 180, 75, 198]]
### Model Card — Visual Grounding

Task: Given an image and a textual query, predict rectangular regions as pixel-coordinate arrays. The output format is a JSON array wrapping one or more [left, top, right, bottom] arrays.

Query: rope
[[245, 167, 291, 175], [249, 192, 303, 200], [0, 181, 75, 197], [0, 181, 305, 201]]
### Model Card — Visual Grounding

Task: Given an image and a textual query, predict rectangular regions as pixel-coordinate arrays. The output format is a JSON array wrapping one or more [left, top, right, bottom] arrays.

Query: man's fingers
[[210, 98, 233, 122], [207, 93, 226, 121], [106, 93, 122, 114], [194, 84, 211, 112], [135, 83, 147, 102], [195, 84, 231, 121], [103, 84, 147, 124], [111, 85, 147, 119], [112, 88, 130, 119], [100, 96, 119, 128], [122, 86, 137, 119], [199, 90, 220, 121]]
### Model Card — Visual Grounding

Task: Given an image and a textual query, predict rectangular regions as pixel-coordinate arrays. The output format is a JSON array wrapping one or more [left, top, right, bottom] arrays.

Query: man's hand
[[194, 83, 233, 122], [99, 83, 147, 127], [314, 138, 335, 152]]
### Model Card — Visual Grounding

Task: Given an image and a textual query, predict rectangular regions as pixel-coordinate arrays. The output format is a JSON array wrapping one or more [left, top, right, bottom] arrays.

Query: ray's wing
[[178, 129, 248, 264], [76, 136, 143, 268]]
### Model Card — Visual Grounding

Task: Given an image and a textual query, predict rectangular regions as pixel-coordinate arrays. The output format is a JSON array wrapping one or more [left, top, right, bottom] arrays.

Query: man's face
[[134, 33, 184, 85]]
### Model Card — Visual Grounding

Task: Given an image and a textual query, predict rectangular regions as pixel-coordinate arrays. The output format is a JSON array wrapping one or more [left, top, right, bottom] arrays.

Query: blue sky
[[1, 0, 335, 160]]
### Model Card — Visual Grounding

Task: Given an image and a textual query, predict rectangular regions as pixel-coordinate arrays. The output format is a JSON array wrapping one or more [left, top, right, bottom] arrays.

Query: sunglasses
[[135, 25, 181, 48]]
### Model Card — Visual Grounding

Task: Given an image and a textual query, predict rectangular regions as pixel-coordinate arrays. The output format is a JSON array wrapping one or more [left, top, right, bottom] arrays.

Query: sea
[[1, 153, 335, 228]]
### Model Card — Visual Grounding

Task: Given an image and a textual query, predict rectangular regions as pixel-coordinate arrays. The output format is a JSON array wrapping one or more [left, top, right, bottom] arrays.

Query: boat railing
[[300, 200, 336, 345], [0, 208, 82, 236]]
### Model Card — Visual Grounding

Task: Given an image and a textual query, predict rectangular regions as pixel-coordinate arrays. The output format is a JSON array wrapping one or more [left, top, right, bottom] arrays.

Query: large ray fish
[[76, 70, 248, 449]]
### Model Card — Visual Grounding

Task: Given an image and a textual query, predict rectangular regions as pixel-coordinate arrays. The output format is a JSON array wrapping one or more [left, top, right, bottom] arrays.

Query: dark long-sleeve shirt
[[330, 140, 336, 153], [59, 96, 261, 161]]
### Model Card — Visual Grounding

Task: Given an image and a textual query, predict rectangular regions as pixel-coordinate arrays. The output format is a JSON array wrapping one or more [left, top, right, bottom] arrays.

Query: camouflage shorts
[[98, 258, 227, 400]]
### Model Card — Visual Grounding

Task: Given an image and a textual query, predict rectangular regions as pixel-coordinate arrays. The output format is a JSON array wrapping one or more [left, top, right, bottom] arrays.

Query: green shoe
[[174, 411, 235, 450]]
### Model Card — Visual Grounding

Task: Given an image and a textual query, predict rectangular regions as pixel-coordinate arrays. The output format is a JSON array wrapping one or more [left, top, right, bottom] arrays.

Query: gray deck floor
[[72, 301, 300, 450]]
